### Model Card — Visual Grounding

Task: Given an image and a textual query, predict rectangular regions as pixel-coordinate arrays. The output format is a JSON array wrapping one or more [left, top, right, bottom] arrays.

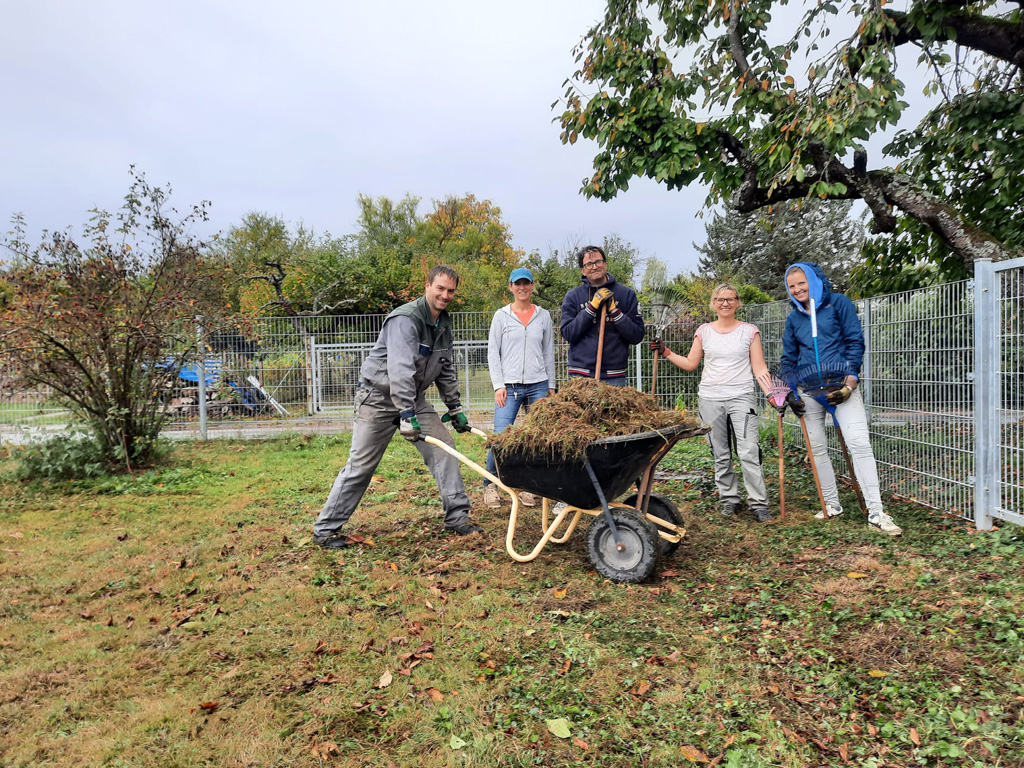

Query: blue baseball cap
[[509, 267, 534, 283]]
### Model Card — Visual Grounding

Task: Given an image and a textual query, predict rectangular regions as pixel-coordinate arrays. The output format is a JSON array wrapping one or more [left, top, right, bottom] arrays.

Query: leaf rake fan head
[[777, 362, 852, 402]]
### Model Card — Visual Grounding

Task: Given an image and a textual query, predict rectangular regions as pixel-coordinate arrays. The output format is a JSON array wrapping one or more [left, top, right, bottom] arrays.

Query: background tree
[[696, 199, 863, 299], [0, 171, 223, 468], [415, 194, 524, 311], [558, 0, 1023, 283]]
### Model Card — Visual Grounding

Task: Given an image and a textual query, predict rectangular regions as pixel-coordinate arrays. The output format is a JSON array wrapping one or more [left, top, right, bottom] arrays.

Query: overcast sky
[[1, 0, 717, 277]]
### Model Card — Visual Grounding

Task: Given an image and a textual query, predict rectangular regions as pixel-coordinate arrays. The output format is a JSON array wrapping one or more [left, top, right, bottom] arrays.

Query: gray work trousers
[[800, 387, 883, 515], [698, 393, 769, 508], [313, 387, 472, 537]]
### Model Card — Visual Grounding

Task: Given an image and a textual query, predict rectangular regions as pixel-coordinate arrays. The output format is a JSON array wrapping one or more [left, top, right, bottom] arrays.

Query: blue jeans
[[485, 380, 551, 485], [568, 373, 628, 387]]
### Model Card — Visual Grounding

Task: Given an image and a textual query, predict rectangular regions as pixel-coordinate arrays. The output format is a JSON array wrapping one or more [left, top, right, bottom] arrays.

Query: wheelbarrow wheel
[[586, 508, 661, 584], [623, 493, 683, 557]]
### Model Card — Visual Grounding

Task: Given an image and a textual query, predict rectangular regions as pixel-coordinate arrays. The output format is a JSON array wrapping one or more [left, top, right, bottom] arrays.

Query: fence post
[[973, 260, 996, 530], [635, 342, 643, 392], [861, 298, 873, 427], [195, 316, 208, 441]]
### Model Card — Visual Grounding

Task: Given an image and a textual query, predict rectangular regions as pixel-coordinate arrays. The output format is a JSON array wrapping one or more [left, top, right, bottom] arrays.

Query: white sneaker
[[518, 492, 539, 508], [869, 512, 902, 536], [483, 485, 502, 509], [815, 503, 844, 520]]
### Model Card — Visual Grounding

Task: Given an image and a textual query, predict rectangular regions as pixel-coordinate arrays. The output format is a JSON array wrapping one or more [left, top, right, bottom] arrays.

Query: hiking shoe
[[721, 502, 741, 519], [752, 507, 774, 523], [483, 484, 502, 508], [313, 532, 349, 550], [815, 503, 844, 520], [869, 512, 902, 537], [446, 521, 484, 536], [519, 491, 539, 508]]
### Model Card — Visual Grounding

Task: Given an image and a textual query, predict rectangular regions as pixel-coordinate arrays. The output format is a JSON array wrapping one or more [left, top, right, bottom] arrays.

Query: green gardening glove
[[444, 405, 471, 433]]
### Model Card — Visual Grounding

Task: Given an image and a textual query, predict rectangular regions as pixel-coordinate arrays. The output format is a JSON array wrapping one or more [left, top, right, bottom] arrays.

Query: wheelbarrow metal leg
[[584, 456, 623, 551]]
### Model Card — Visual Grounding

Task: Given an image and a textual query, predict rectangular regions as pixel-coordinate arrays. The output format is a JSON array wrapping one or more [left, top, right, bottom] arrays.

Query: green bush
[[13, 431, 168, 481]]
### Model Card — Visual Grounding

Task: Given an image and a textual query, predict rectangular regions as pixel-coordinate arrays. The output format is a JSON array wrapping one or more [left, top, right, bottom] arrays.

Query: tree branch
[[879, 8, 1024, 70]]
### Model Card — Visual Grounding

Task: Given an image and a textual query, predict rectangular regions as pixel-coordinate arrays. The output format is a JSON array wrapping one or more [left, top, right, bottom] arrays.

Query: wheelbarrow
[[424, 421, 709, 583]]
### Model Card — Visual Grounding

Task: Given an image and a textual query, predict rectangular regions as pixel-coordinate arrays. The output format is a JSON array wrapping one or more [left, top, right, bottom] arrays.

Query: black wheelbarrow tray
[[424, 421, 709, 583]]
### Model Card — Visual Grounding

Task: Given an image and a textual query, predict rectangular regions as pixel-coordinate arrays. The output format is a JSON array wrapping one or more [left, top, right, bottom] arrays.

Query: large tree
[[558, 0, 1023, 277], [696, 199, 863, 298]]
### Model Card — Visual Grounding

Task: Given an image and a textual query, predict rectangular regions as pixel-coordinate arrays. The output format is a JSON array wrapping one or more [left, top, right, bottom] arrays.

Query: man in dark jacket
[[313, 265, 483, 549], [560, 245, 645, 384]]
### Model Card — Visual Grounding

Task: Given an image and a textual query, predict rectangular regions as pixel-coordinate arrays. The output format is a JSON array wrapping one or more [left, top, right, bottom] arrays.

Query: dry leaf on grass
[[680, 744, 709, 763], [377, 670, 393, 689], [425, 687, 444, 703], [909, 727, 921, 746], [847, 572, 870, 579]]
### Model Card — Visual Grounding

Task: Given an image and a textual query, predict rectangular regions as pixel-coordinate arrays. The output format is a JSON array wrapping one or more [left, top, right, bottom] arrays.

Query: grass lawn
[[1, 430, 1021, 767]]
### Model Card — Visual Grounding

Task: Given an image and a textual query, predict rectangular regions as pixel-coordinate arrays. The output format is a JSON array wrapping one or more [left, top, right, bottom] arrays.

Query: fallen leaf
[[377, 670, 393, 689], [867, 669, 888, 677], [847, 572, 869, 579], [909, 727, 921, 746], [79, 612, 93, 620], [867, 723, 878, 737], [659, 569, 682, 578], [680, 745, 709, 763], [426, 687, 444, 703], [630, 679, 652, 696], [310, 741, 339, 758], [839, 743, 849, 762], [553, 586, 567, 599], [573, 737, 589, 750], [449, 734, 467, 750], [546, 717, 572, 738], [198, 701, 219, 712]]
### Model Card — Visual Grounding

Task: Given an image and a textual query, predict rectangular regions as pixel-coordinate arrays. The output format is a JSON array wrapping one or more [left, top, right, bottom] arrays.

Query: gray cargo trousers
[[697, 393, 770, 509], [313, 387, 472, 538]]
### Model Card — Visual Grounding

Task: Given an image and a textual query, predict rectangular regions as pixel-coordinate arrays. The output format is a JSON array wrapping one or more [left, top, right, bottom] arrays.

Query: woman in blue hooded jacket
[[781, 263, 902, 536]]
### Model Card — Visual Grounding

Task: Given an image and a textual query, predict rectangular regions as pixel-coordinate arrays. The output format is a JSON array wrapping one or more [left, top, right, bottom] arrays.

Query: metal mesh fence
[[2, 275, 1021, 526]]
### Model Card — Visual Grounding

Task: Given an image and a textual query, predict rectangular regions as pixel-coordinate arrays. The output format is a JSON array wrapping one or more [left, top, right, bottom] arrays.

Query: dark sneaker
[[314, 532, 349, 550], [721, 502, 741, 519], [446, 521, 484, 536], [752, 507, 774, 523]]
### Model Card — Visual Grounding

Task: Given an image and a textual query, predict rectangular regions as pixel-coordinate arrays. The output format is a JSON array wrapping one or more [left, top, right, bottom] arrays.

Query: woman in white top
[[653, 283, 775, 522], [483, 267, 557, 509]]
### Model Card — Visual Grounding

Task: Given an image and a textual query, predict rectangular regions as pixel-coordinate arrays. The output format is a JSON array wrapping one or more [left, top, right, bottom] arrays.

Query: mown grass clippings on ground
[[1, 432, 1022, 767], [487, 377, 703, 460]]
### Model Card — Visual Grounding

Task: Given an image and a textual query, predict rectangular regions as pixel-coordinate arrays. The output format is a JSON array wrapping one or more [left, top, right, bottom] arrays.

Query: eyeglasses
[[582, 259, 605, 269], [714, 297, 739, 304]]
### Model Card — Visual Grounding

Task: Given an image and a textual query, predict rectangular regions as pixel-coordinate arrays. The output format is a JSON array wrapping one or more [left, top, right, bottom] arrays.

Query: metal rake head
[[776, 362, 850, 396]]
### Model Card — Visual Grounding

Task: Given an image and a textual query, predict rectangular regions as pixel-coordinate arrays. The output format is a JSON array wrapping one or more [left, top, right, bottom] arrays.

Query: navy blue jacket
[[781, 262, 865, 381], [560, 274, 645, 379]]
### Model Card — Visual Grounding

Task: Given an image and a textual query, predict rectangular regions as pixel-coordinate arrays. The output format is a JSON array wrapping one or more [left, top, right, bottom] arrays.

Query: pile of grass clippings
[[487, 377, 704, 460]]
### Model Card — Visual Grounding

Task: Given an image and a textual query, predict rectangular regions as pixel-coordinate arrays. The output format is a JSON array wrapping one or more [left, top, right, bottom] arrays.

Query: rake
[[646, 284, 688, 396], [757, 370, 827, 521], [779, 361, 869, 516]]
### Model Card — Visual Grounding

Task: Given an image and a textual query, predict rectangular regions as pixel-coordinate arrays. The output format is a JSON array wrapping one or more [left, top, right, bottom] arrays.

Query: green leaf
[[449, 734, 467, 750], [546, 718, 572, 738]]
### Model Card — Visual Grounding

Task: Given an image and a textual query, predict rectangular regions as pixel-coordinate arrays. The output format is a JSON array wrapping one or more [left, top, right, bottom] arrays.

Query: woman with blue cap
[[483, 267, 556, 508], [781, 262, 902, 536]]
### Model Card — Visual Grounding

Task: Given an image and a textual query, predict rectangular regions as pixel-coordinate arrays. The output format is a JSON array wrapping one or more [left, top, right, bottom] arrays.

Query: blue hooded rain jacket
[[780, 262, 865, 382]]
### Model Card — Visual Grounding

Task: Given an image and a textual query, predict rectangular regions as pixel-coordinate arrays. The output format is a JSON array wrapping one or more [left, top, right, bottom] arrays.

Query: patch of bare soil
[[488, 377, 704, 459]]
